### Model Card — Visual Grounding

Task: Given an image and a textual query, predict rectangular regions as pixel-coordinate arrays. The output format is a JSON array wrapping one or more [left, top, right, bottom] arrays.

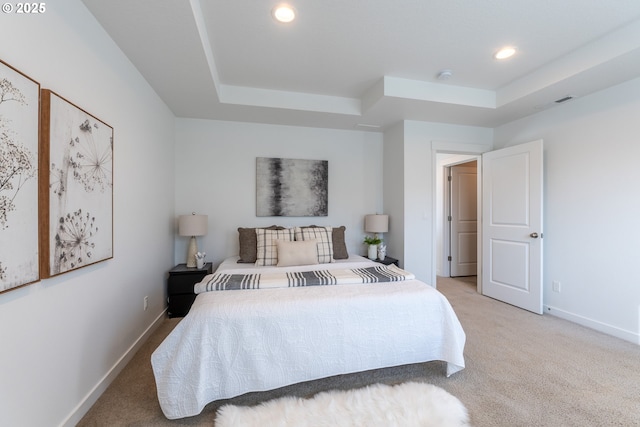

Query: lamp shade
[[364, 214, 389, 233], [178, 214, 208, 237]]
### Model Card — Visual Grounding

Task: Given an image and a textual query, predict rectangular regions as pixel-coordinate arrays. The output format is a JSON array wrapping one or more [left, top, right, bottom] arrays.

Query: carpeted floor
[[78, 277, 640, 426]]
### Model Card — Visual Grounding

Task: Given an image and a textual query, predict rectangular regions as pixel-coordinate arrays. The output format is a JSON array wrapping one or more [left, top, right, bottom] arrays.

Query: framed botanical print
[[40, 90, 113, 277], [0, 59, 40, 293]]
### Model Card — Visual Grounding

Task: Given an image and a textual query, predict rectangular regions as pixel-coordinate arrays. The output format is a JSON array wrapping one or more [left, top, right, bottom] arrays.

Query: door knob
[[530, 232, 539, 238]]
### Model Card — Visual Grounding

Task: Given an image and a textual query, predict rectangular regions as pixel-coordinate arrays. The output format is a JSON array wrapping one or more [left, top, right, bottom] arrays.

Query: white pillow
[[276, 240, 319, 267], [294, 226, 334, 263], [255, 228, 295, 266]]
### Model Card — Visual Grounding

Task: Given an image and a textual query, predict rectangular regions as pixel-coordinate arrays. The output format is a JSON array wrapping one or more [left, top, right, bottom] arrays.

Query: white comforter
[[151, 256, 466, 419]]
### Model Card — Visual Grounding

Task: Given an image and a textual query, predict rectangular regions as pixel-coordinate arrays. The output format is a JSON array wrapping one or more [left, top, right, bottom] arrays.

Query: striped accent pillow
[[294, 226, 334, 264], [255, 228, 295, 266]]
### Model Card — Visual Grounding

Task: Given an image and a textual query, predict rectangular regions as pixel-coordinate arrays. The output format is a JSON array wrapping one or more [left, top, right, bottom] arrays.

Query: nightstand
[[167, 263, 212, 318], [374, 256, 399, 267]]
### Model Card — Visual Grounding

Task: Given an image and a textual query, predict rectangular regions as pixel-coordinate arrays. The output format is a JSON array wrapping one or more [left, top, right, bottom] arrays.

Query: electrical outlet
[[552, 281, 561, 293], [144, 296, 149, 311]]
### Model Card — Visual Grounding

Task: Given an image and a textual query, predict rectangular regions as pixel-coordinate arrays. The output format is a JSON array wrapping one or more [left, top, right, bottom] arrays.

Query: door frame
[[431, 141, 491, 293]]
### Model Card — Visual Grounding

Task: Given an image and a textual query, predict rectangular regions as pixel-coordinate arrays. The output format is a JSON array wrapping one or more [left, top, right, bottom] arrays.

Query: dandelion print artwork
[[0, 60, 40, 293], [55, 209, 97, 270], [41, 90, 113, 277]]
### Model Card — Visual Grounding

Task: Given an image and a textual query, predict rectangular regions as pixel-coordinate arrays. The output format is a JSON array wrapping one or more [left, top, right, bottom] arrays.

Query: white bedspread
[[151, 256, 466, 419]]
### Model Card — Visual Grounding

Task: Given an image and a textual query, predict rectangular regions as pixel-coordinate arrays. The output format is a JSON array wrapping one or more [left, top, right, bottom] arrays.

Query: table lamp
[[179, 213, 208, 267], [364, 214, 389, 260], [364, 214, 389, 239]]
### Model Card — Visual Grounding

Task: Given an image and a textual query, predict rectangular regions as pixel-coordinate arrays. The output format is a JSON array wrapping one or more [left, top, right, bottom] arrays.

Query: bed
[[151, 228, 466, 420]]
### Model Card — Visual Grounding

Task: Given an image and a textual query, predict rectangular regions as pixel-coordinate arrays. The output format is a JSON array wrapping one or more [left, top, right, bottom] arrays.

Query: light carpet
[[214, 381, 469, 427]]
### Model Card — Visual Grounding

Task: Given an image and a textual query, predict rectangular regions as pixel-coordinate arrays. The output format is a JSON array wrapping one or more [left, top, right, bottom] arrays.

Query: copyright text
[[2, 3, 46, 13]]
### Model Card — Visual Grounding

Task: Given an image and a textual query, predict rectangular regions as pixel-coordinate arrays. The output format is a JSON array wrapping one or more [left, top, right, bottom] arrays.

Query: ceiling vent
[[554, 95, 574, 104]]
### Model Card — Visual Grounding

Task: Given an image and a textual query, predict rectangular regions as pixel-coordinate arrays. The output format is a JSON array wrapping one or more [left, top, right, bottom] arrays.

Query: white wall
[[0, 2, 176, 425], [382, 123, 406, 266], [174, 119, 383, 267], [494, 77, 640, 344]]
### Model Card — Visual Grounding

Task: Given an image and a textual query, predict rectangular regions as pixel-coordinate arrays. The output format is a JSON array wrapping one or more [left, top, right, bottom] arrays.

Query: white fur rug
[[215, 382, 470, 427]]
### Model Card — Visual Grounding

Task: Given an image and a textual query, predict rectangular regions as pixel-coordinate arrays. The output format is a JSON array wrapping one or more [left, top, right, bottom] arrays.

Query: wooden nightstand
[[374, 256, 399, 267], [167, 263, 212, 318]]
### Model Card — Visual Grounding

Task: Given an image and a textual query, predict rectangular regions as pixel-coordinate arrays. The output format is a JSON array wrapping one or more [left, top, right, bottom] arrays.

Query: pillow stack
[[238, 225, 349, 266]]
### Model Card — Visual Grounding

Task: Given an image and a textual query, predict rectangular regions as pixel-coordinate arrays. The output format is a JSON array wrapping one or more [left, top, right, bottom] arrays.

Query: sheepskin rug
[[215, 382, 470, 427]]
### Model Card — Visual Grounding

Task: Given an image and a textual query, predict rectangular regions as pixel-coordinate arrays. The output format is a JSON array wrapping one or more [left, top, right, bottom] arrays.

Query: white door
[[482, 140, 543, 314], [450, 163, 477, 276]]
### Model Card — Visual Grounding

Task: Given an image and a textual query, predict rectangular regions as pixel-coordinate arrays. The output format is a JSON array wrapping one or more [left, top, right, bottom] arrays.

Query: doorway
[[436, 154, 479, 278], [432, 140, 544, 314]]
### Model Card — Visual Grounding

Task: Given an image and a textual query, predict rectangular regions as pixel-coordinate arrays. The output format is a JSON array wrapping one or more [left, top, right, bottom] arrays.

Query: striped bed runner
[[195, 265, 416, 293]]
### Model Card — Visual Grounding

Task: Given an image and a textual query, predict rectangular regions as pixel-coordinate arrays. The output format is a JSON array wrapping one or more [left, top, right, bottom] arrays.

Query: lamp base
[[186, 236, 198, 267]]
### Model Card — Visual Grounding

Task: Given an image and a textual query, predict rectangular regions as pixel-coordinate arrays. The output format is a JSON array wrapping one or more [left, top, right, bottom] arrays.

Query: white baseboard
[[59, 310, 167, 427], [544, 304, 639, 345]]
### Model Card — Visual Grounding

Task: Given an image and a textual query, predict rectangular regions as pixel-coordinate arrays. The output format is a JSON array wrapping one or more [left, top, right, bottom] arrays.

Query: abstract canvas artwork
[[0, 60, 40, 293], [256, 157, 328, 217], [40, 90, 113, 277]]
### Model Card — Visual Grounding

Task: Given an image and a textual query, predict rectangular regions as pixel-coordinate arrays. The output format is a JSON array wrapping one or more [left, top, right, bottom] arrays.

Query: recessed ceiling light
[[272, 5, 296, 23], [494, 46, 517, 60]]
